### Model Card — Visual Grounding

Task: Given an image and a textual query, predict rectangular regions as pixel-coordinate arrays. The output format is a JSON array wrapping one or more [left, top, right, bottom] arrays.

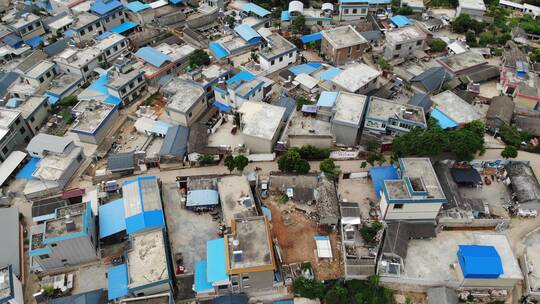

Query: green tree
[[278, 149, 311, 174], [501, 145, 518, 159], [297, 145, 330, 160], [466, 31, 478, 46], [234, 155, 249, 172], [325, 283, 348, 304], [320, 159, 340, 179], [429, 38, 447, 52], [189, 49, 211, 68], [224, 155, 236, 172], [223, 15, 235, 28], [198, 154, 215, 165], [500, 125, 528, 147], [453, 14, 485, 34], [292, 277, 325, 299], [377, 57, 391, 71], [360, 221, 383, 243], [352, 275, 395, 304], [296, 96, 313, 110], [530, 48, 540, 62], [291, 15, 306, 34]]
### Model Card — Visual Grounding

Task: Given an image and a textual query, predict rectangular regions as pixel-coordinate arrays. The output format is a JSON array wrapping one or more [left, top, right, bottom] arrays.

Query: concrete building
[[90, 0, 125, 31], [134, 44, 196, 84], [363, 97, 426, 138], [54, 47, 103, 81], [95, 33, 128, 63], [321, 25, 369, 66], [213, 71, 270, 111], [0, 265, 24, 304], [71, 99, 118, 144], [378, 158, 447, 221], [437, 51, 487, 76], [22, 60, 57, 90], [485, 96, 514, 133], [457, 0, 486, 21], [0, 108, 32, 162], [125, 1, 155, 25], [29, 202, 98, 271], [285, 113, 334, 149], [499, 0, 540, 19], [330, 92, 368, 146], [430, 90, 484, 128], [217, 175, 258, 225], [337, 0, 391, 21], [105, 60, 146, 106], [0, 208, 22, 278], [69, 12, 104, 43], [44, 73, 84, 104], [182, 64, 230, 102], [257, 33, 297, 75], [383, 26, 427, 60], [17, 96, 50, 134], [5, 12, 45, 41], [163, 78, 207, 127], [330, 63, 381, 94], [238, 101, 286, 153]]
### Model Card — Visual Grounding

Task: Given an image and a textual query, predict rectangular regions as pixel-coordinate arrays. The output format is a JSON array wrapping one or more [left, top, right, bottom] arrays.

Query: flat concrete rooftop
[[431, 90, 483, 124], [238, 101, 285, 140], [287, 113, 332, 136], [333, 92, 367, 125], [368, 96, 426, 124], [332, 63, 381, 93], [259, 33, 296, 60], [437, 51, 487, 73], [385, 26, 426, 44], [127, 229, 169, 289], [96, 33, 125, 51], [47, 73, 82, 95], [34, 146, 82, 181], [227, 216, 274, 272], [218, 175, 257, 224], [45, 203, 86, 239], [163, 79, 205, 114], [458, 0, 486, 10], [322, 25, 368, 49], [72, 99, 116, 133], [154, 43, 195, 62], [401, 157, 445, 199], [26, 61, 55, 79]]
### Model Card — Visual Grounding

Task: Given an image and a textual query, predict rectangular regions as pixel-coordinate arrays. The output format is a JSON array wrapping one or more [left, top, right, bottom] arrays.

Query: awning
[[107, 264, 129, 300], [212, 101, 231, 113], [16, 157, 40, 179], [110, 21, 139, 34], [0, 151, 26, 187], [209, 42, 230, 60], [99, 199, 126, 239], [25, 35, 43, 48], [314, 236, 332, 258], [301, 32, 322, 44]]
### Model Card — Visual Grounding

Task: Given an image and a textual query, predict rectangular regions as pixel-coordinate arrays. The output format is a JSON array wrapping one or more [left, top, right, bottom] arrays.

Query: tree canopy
[[320, 159, 340, 179], [291, 15, 306, 34], [501, 145, 518, 159], [278, 149, 311, 174], [224, 155, 250, 172], [453, 14, 485, 34], [428, 38, 447, 52], [189, 49, 211, 68], [292, 277, 325, 299]]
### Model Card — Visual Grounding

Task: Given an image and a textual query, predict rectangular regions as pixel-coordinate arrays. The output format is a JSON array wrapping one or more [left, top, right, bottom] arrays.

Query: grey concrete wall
[[331, 122, 359, 146]]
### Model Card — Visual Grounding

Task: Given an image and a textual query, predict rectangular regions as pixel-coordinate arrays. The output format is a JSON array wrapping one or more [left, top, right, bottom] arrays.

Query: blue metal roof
[[125, 210, 164, 234], [370, 165, 399, 198], [186, 190, 219, 207], [281, 10, 290, 21], [241, 3, 271, 17], [194, 261, 214, 292], [301, 32, 322, 44], [320, 67, 343, 81], [3, 34, 22, 48], [99, 199, 126, 239], [16, 157, 40, 179], [110, 21, 139, 34], [288, 63, 320, 75], [207, 238, 228, 283], [169, 0, 183, 4], [123, 176, 165, 234], [96, 31, 113, 40], [0, 72, 19, 97], [213, 100, 231, 113], [25, 35, 43, 48], [125, 1, 150, 12], [86, 73, 122, 106], [390, 15, 411, 28], [227, 70, 256, 87], [107, 264, 129, 300], [234, 24, 261, 44], [151, 120, 172, 135], [314, 235, 329, 241], [135, 47, 170, 68], [92, 0, 122, 15], [457, 245, 503, 279], [209, 42, 230, 59], [273, 301, 294, 304], [431, 108, 458, 129], [317, 91, 338, 107]]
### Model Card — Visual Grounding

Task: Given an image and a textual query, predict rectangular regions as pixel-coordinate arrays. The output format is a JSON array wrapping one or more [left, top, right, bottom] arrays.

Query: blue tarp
[[234, 24, 261, 44], [25, 35, 43, 48], [92, 0, 122, 15], [86, 73, 122, 106], [107, 264, 129, 300], [64, 30, 74, 38], [281, 10, 290, 21], [370, 165, 399, 198], [390, 15, 411, 28], [194, 261, 213, 292], [16, 157, 40, 179], [125, 1, 150, 12], [169, 0, 183, 4], [135, 47, 170, 67], [110, 21, 139, 34], [3, 34, 22, 48], [457, 245, 503, 279], [241, 3, 271, 17], [212, 101, 231, 113], [99, 199, 126, 239], [44, 93, 60, 105], [209, 42, 230, 59], [207, 238, 228, 283], [288, 63, 321, 75], [314, 235, 329, 241], [96, 31, 113, 40], [431, 108, 458, 129], [186, 190, 219, 207], [262, 206, 272, 221], [320, 67, 343, 81], [301, 32, 322, 44], [6, 97, 23, 108], [317, 91, 338, 107]]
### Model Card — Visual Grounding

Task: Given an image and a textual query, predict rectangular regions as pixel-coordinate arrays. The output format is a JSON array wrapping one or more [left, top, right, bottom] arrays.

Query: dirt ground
[[265, 196, 344, 281], [394, 292, 428, 304]]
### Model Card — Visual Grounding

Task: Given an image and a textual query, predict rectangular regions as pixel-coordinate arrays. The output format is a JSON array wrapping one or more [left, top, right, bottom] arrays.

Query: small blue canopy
[[25, 35, 43, 48], [262, 206, 272, 221], [281, 10, 290, 21], [227, 70, 256, 87], [44, 93, 60, 105], [301, 32, 322, 44], [241, 3, 271, 17], [3, 34, 22, 47], [207, 238, 228, 283], [186, 190, 219, 208], [391, 15, 411, 28], [125, 1, 150, 12], [96, 31, 113, 40], [317, 91, 338, 107], [213, 101, 231, 113], [194, 261, 214, 292], [431, 108, 458, 129], [314, 235, 329, 241], [457, 245, 503, 279], [169, 0, 183, 3], [234, 24, 261, 44], [370, 165, 399, 198], [135, 47, 170, 67], [110, 21, 139, 34], [92, 0, 122, 15], [107, 264, 129, 300], [209, 42, 229, 59], [64, 30, 75, 38], [16, 157, 40, 179], [99, 199, 126, 239], [320, 67, 343, 81]]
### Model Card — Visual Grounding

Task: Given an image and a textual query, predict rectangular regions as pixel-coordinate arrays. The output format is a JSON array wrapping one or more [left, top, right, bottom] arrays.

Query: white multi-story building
[[383, 26, 427, 60], [257, 33, 297, 75]]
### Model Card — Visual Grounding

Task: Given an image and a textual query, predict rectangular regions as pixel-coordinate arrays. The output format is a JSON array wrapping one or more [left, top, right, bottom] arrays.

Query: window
[[121, 88, 126, 94], [289, 52, 293, 58], [40, 254, 50, 259], [113, 46, 118, 52], [344, 8, 349, 14], [28, 24, 34, 31], [19, 127, 25, 134], [76, 153, 83, 162], [105, 17, 110, 22], [121, 41, 126, 47], [356, 44, 361, 50], [353, 8, 357, 13], [39, 77, 44, 83], [106, 50, 111, 56], [396, 44, 402, 50], [271, 60, 275, 65], [361, 8, 367, 14], [279, 56, 283, 62], [30, 116, 35, 122], [80, 29, 85, 35], [393, 54, 399, 59], [83, 66, 88, 72], [1, 147, 7, 154], [88, 25, 93, 31], [189, 112, 192, 117], [15, 118, 20, 125], [46, 71, 51, 78], [393, 204, 404, 209], [51, 243, 57, 247], [129, 83, 134, 89], [137, 76, 143, 82], [416, 40, 422, 46], [24, 136, 30, 143]]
